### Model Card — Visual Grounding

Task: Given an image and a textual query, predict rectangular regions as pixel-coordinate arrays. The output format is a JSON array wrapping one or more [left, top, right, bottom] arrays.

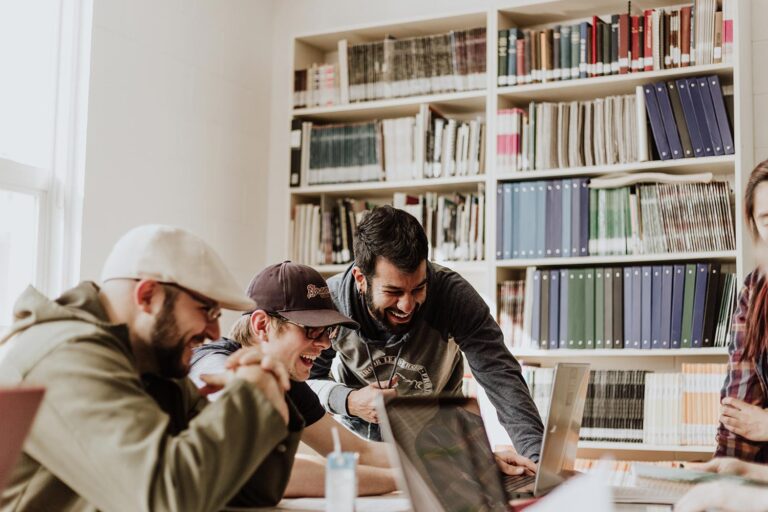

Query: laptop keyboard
[[502, 473, 536, 493]]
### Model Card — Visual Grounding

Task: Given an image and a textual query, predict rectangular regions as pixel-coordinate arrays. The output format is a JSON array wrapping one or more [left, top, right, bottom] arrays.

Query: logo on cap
[[307, 284, 331, 299]]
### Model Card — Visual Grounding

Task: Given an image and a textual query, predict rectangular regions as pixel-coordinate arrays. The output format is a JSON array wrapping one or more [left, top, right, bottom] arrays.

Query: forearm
[[357, 440, 391, 468], [283, 455, 397, 497], [307, 378, 354, 415]]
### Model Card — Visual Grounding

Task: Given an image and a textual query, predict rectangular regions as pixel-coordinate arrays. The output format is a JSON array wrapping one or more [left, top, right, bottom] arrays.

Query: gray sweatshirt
[[307, 262, 543, 461]]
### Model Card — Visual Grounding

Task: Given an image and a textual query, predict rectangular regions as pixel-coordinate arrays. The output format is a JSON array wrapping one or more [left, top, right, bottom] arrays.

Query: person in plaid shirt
[[717, 160, 768, 462]]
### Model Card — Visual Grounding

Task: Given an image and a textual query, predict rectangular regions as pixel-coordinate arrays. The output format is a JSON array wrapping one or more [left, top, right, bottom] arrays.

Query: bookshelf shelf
[[292, 90, 486, 122], [496, 251, 737, 269], [313, 260, 486, 275], [497, 63, 733, 103], [512, 347, 728, 358], [496, 155, 736, 182], [291, 175, 486, 198], [578, 441, 715, 453]]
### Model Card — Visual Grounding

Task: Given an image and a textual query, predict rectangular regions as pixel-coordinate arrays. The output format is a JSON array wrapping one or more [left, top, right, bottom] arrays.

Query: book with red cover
[[619, 14, 630, 74], [643, 9, 654, 71]]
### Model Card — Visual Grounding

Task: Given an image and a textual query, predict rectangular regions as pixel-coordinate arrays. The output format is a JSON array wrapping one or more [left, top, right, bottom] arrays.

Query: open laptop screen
[[381, 396, 508, 512]]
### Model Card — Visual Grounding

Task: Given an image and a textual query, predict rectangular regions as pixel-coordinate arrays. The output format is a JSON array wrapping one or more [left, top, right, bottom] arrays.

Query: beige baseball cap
[[100, 225, 255, 311]]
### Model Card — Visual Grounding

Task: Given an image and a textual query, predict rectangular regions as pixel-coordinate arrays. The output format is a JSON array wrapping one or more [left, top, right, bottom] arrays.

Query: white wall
[[80, 0, 275, 299], [266, 0, 767, 265]]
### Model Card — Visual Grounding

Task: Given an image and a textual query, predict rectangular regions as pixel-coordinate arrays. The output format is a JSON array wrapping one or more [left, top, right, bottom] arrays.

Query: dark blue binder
[[503, 183, 514, 259], [690, 263, 711, 348], [535, 181, 547, 258], [651, 266, 663, 348], [659, 265, 673, 349], [641, 266, 652, 349], [559, 269, 570, 348], [707, 75, 735, 155], [631, 267, 642, 348], [686, 77, 716, 157], [623, 267, 633, 348], [540, 271, 550, 349], [675, 78, 706, 157], [561, 179, 572, 257], [702, 263, 722, 347], [670, 264, 686, 348], [531, 270, 542, 348], [549, 270, 560, 349], [579, 179, 590, 256], [496, 184, 504, 259], [654, 82, 684, 159], [696, 77, 725, 156], [644, 83, 672, 160]]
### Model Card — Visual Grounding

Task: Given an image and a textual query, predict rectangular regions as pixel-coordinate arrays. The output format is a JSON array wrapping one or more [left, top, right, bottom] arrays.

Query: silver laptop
[[377, 363, 590, 512]]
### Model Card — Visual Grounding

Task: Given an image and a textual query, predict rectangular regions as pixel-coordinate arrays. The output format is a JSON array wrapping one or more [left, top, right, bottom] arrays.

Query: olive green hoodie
[[0, 282, 301, 512]]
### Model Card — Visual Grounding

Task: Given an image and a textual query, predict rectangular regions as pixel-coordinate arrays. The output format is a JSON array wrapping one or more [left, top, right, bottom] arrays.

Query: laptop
[[0, 387, 45, 492], [377, 363, 590, 512]]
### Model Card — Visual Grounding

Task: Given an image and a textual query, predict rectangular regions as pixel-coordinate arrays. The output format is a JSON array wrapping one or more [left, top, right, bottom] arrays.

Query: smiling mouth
[[387, 310, 412, 322], [299, 354, 317, 366]]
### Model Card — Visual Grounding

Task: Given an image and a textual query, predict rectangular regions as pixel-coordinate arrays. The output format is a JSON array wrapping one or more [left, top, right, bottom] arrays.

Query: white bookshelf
[[287, 0, 753, 461]]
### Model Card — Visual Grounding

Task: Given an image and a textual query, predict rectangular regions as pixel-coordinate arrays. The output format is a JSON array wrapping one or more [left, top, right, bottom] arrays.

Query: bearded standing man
[[307, 206, 544, 469]]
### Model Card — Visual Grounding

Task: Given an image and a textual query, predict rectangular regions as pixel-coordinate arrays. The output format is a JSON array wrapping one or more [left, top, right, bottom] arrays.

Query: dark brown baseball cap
[[245, 261, 359, 329]]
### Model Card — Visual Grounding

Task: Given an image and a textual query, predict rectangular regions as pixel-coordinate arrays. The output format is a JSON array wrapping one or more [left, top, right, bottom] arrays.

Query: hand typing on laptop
[[493, 448, 537, 476]]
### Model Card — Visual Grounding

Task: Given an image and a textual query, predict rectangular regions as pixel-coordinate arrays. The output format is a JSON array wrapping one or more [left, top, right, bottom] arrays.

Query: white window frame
[[0, 0, 92, 303]]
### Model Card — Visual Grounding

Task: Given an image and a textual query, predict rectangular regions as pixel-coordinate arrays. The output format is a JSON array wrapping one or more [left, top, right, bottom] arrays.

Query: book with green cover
[[595, 268, 605, 349], [567, 268, 584, 348], [584, 268, 596, 349], [680, 263, 697, 348]]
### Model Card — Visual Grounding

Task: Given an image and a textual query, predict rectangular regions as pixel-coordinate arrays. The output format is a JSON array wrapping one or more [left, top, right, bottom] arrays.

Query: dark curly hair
[[353, 205, 428, 278]]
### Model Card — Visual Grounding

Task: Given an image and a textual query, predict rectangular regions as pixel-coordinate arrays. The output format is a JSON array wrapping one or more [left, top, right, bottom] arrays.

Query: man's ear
[[249, 310, 271, 341], [352, 266, 367, 294], [134, 280, 162, 314]]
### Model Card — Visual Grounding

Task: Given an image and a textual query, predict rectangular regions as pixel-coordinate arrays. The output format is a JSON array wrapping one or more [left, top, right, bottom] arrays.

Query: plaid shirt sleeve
[[715, 270, 768, 462]]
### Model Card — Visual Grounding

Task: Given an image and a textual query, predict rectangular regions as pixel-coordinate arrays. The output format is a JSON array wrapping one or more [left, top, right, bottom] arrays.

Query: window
[[0, 1, 92, 330]]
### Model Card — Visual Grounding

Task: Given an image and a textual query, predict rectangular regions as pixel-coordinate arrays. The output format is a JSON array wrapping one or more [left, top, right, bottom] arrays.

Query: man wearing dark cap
[[307, 205, 544, 473], [0, 225, 300, 511], [189, 261, 397, 498]]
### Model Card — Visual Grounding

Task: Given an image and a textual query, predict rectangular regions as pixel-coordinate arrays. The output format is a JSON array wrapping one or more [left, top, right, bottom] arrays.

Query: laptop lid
[[0, 387, 45, 492], [533, 362, 590, 496], [377, 362, 590, 510], [378, 395, 509, 512]]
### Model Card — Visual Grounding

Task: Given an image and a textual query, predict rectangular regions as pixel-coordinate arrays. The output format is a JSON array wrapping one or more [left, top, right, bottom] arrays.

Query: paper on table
[[526, 470, 613, 512], [225, 496, 411, 512]]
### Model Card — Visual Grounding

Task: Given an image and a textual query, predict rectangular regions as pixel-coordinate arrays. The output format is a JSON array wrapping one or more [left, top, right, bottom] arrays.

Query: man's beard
[[364, 284, 416, 336], [148, 296, 188, 379]]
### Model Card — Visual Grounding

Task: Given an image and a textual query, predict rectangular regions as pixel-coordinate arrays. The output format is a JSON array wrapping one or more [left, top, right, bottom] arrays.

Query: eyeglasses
[[268, 313, 340, 341], [160, 282, 222, 322]]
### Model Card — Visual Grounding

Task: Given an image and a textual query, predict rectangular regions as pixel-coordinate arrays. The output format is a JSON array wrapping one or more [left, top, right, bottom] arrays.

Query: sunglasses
[[268, 313, 340, 340], [160, 282, 222, 322]]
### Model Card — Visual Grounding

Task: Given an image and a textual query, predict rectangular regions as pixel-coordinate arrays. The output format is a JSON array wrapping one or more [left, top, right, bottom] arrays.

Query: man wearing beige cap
[[0, 225, 301, 512], [190, 261, 397, 498]]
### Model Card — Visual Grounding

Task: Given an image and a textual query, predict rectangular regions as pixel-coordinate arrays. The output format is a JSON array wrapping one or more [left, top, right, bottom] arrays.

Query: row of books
[[644, 76, 734, 161], [290, 108, 485, 186], [290, 190, 486, 265], [495, 177, 735, 260], [292, 28, 488, 108], [643, 366, 725, 446], [497, 2, 733, 86], [498, 262, 737, 351], [496, 92, 646, 173], [293, 63, 339, 109], [523, 364, 725, 446]]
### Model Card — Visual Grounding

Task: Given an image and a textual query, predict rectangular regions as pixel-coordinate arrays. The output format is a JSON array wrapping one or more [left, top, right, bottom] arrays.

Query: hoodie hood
[[1, 282, 124, 345]]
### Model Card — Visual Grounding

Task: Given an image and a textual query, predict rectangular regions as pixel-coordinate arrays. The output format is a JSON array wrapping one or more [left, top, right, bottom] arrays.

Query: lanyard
[[364, 341, 405, 389]]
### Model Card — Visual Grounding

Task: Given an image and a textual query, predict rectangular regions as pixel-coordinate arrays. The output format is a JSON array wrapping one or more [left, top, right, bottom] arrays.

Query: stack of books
[[499, 262, 737, 351], [293, 63, 340, 108], [495, 176, 735, 260], [496, 91, 646, 173], [290, 107, 485, 186], [522, 364, 725, 445], [497, 2, 734, 86], [290, 188, 486, 266], [644, 76, 734, 160]]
